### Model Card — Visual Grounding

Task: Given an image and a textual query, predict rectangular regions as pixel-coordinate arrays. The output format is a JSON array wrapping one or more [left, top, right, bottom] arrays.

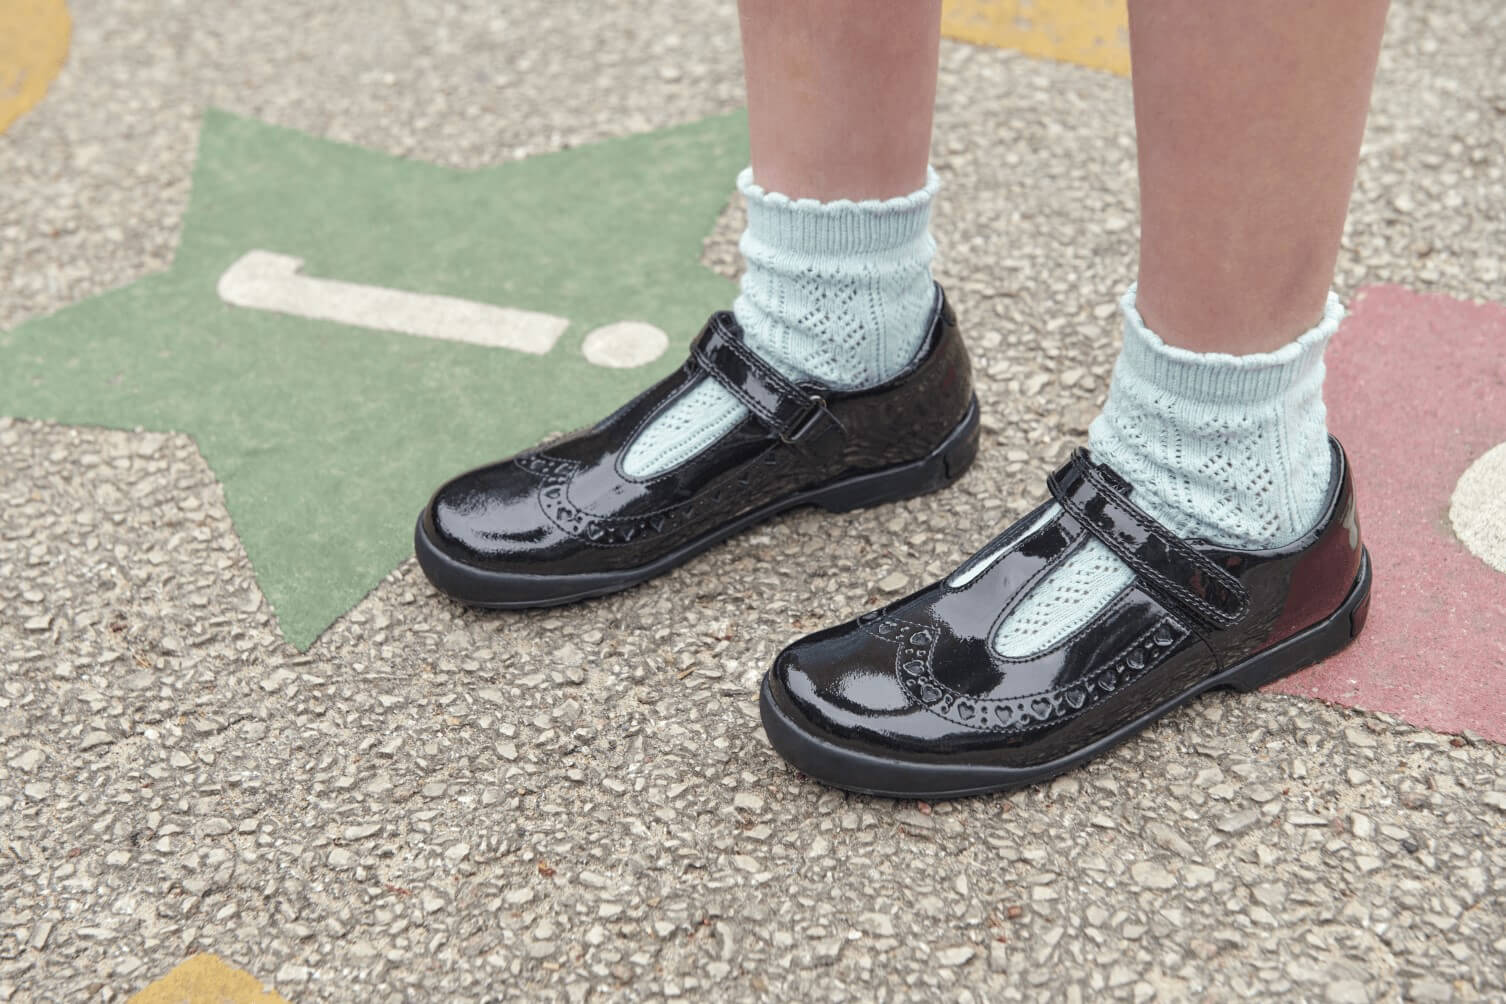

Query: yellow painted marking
[[127, 954, 292, 1004], [0, 0, 70, 133], [942, 0, 1129, 77]]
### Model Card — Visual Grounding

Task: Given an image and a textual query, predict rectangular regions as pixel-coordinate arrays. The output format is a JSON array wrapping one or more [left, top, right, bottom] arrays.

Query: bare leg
[[1130, 1, 1389, 353], [739, 0, 941, 200]]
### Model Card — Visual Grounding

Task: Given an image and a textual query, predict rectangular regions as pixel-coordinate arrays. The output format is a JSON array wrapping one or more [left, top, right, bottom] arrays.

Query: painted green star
[[0, 109, 749, 648]]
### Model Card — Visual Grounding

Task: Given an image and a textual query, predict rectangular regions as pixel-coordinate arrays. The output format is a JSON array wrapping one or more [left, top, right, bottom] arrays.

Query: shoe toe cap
[[426, 460, 556, 564], [772, 620, 919, 738]]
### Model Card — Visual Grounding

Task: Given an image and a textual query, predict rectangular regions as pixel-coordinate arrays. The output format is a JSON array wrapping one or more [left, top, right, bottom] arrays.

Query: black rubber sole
[[415, 396, 981, 609], [760, 547, 1373, 800]]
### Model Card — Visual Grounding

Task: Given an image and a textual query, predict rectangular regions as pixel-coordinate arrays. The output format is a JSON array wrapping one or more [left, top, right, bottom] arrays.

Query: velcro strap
[[691, 313, 834, 444], [1048, 449, 1249, 630]]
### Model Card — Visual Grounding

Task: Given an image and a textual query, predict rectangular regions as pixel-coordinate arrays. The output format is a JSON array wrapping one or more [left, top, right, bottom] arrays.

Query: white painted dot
[[581, 322, 669, 369], [1450, 441, 1506, 574]]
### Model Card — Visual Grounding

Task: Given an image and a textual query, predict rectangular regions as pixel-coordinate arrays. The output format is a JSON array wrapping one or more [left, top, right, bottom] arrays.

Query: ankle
[[1088, 285, 1343, 548], [733, 167, 940, 390]]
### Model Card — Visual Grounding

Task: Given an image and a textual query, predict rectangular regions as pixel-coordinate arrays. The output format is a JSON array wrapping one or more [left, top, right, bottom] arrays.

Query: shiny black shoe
[[760, 440, 1372, 799], [415, 286, 978, 607]]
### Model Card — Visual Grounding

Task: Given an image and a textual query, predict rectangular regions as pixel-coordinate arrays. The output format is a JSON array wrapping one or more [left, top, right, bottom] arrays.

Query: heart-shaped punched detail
[[1063, 686, 1086, 709], [910, 630, 935, 647], [1126, 648, 1146, 671], [956, 702, 974, 721], [1153, 624, 1176, 647], [919, 685, 942, 705], [1031, 697, 1053, 719], [901, 660, 927, 678]]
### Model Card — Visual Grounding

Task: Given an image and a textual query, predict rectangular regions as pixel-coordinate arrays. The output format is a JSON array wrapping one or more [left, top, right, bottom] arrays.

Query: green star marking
[[0, 109, 749, 649]]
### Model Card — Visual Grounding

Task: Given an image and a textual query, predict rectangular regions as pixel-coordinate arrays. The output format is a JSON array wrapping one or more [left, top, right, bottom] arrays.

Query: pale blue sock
[[621, 168, 940, 478], [980, 285, 1344, 657]]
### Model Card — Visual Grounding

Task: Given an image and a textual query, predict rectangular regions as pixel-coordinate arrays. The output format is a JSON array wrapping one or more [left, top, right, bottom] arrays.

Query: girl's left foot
[[759, 439, 1371, 799]]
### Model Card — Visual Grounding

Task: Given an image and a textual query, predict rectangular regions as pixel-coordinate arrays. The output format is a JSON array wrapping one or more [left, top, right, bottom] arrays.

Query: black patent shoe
[[760, 440, 1372, 799], [415, 286, 978, 607]]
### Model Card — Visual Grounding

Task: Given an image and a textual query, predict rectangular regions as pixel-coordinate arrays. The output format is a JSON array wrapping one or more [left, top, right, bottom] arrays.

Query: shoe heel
[[810, 398, 980, 514], [1221, 548, 1372, 693]]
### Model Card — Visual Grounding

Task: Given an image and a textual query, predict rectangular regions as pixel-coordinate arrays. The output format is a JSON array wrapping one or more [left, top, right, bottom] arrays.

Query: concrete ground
[[2, 1, 1504, 1001]]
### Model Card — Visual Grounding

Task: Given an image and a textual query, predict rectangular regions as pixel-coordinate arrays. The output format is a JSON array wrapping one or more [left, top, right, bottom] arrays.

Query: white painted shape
[[1450, 441, 1506, 574], [217, 250, 569, 354], [581, 321, 670, 369]]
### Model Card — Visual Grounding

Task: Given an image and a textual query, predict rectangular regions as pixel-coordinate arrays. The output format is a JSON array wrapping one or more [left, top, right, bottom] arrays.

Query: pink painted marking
[[1267, 285, 1506, 742]]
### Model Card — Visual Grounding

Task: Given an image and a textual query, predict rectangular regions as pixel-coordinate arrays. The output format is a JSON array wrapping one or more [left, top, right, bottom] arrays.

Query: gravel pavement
[[3, 1, 1504, 1000]]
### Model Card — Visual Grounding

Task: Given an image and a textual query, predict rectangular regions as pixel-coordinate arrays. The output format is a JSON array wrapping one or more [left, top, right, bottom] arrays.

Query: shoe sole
[[415, 396, 981, 609], [760, 547, 1373, 800]]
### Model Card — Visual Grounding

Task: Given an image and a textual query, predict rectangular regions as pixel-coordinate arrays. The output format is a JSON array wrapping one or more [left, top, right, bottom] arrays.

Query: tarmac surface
[[2, 1, 1504, 1001]]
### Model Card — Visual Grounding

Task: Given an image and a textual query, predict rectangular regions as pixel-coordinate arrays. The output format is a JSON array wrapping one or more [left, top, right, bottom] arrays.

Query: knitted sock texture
[[988, 285, 1343, 658], [620, 168, 939, 478]]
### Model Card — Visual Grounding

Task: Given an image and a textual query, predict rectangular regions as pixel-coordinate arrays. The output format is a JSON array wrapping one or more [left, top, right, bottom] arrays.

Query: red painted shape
[[1267, 285, 1506, 742]]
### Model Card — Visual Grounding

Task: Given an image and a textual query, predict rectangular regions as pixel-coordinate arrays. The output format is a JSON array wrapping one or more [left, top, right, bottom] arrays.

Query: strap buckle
[[780, 394, 830, 444], [691, 313, 845, 451]]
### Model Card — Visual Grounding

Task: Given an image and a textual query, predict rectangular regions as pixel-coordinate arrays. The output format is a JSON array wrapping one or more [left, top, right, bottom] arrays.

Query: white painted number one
[[217, 250, 669, 369]]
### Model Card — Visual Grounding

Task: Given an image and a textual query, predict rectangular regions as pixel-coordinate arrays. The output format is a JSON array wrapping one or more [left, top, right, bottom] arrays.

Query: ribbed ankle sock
[[621, 168, 940, 478], [976, 285, 1344, 657]]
